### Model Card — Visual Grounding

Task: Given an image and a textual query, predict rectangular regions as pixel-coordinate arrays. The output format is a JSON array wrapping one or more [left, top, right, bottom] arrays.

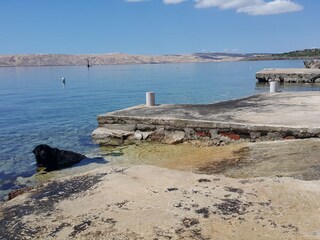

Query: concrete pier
[[256, 68, 320, 83], [92, 92, 320, 146]]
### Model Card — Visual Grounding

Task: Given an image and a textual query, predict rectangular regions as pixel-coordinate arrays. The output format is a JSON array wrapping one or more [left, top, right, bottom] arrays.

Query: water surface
[[1, 60, 318, 199]]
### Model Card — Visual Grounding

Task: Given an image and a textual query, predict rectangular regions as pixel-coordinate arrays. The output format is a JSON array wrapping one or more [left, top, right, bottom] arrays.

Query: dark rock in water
[[32, 144, 86, 171]]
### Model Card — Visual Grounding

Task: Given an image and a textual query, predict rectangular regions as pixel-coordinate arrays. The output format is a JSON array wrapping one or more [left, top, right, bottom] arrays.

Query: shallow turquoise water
[[0, 60, 317, 199]]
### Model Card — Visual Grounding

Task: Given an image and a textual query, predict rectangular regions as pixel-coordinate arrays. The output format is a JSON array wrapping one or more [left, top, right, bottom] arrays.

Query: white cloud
[[195, 0, 303, 15], [125, 0, 303, 15], [163, 0, 186, 4], [237, 0, 303, 15]]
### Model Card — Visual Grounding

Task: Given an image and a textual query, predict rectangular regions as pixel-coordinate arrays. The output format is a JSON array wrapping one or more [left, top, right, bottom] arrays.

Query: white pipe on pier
[[146, 92, 155, 106], [270, 81, 278, 93]]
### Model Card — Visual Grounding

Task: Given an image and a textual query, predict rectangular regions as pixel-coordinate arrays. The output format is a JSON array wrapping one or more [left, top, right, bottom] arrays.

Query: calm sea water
[[0, 60, 317, 199]]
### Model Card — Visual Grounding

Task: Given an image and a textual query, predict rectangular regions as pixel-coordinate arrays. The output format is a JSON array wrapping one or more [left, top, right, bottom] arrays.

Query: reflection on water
[[255, 82, 320, 92]]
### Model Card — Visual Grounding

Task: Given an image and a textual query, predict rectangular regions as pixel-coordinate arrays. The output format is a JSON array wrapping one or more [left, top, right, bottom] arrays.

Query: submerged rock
[[33, 144, 86, 171]]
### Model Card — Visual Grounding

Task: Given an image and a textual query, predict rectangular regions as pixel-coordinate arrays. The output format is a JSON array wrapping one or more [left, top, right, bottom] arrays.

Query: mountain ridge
[[1, 49, 319, 67], [0, 52, 251, 67]]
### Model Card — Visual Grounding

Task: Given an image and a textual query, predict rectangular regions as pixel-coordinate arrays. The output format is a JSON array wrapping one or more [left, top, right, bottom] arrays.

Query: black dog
[[32, 144, 86, 171]]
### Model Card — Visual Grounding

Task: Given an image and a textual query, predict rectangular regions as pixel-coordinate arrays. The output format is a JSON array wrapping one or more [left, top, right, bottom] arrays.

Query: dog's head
[[32, 144, 53, 166]]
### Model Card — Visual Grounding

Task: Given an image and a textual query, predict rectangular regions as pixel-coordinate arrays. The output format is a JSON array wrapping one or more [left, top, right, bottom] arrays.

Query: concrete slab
[[103, 92, 320, 127], [94, 92, 320, 143], [256, 68, 320, 83]]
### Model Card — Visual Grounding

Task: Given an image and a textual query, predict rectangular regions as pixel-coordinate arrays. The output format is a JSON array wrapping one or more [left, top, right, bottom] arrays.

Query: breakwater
[[93, 92, 320, 146], [256, 68, 320, 83]]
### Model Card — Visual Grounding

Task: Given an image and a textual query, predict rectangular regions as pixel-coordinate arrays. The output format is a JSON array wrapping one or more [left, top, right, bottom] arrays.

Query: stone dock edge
[[92, 94, 320, 146]]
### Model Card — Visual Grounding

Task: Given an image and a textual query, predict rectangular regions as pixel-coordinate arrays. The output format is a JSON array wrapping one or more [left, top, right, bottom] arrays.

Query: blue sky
[[0, 0, 318, 55]]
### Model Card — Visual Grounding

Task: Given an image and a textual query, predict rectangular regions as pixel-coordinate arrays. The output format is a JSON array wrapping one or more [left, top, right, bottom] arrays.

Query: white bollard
[[269, 81, 278, 93], [146, 92, 155, 106]]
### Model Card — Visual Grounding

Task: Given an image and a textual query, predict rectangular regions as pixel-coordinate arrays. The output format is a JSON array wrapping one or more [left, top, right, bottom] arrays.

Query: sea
[[1, 60, 318, 200]]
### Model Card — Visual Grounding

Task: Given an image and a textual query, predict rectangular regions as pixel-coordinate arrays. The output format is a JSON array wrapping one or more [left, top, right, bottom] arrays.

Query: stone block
[[219, 132, 241, 140], [92, 128, 133, 142], [136, 124, 157, 131], [220, 136, 231, 144], [134, 130, 143, 140], [163, 131, 185, 144], [250, 132, 261, 140], [283, 136, 296, 140], [134, 130, 152, 140], [184, 128, 196, 139], [99, 123, 136, 131], [196, 131, 211, 138], [267, 132, 282, 140], [209, 129, 218, 138], [149, 128, 166, 142]]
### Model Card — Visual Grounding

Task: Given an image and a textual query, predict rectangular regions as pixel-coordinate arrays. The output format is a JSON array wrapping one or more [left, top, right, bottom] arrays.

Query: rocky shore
[[2, 92, 320, 239], [1, 163, 319, 239]]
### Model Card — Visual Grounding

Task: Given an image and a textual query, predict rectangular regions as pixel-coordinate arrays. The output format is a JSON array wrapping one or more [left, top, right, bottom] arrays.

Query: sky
[[0, 0, 318, 55]]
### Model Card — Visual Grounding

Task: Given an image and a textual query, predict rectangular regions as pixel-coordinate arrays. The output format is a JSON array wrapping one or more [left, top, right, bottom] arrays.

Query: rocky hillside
[[272, 48, 320, 58], [243, 48, 320, 61], [0, 53, 249, 67]]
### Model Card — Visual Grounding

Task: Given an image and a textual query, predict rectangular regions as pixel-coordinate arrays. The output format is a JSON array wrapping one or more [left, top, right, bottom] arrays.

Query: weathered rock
[[8, 187, 33, 200], [267, 132, 282, 140], [149, 128, 166, 142], [209, 129, 219, 138], [142, 131, 152, 140], [219, 132, 241, 141], [99, 123, 136, 131], [304, 60, 320, 69], [92, 128, 133, 145], [133, 130, 151, 140], [184, 128, 196, 139], [136, 124, 157, 131], [163, 131, 185, 144], [196, 131, 211, 138], [284, 135, 296, 140], [250, 132, 261, 141], [134, 130, 143, 140], [220, 136, 231, 144], [211, 138, 222, 146], [32, 144, 86, 171]]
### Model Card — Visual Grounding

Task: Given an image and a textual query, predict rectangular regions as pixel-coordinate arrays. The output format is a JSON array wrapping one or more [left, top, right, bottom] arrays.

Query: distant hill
[[244, 48, 320, 61], [0, 50, 318, 67], [0, 52, 248, 67], [271, 48, 320, 58]]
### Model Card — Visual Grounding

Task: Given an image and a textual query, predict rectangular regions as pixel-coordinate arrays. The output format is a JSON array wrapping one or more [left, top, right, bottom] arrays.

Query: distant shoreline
[[0, 53, 247, 68], [0, 52, 319, 68]]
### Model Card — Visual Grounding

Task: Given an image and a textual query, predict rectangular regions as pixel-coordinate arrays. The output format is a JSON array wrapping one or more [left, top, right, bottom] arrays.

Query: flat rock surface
[[104, 92, 320, 128], [256, 68, 320, 74], [102, 139, 320, 181], [1, 165, 319, 239]]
